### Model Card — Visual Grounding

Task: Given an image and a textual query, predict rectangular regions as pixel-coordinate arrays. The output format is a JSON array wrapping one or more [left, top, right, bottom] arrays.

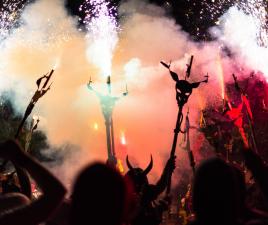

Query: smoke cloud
[[0, 0, 267, 191]]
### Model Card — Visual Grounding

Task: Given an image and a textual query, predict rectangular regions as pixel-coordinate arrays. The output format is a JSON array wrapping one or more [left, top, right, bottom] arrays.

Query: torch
[[15, 69, 54, 139]]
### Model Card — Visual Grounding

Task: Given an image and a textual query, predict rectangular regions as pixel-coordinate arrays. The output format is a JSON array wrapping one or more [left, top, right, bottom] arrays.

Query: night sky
[[0, 0, 246, 41], [64, 0, 235, 41]]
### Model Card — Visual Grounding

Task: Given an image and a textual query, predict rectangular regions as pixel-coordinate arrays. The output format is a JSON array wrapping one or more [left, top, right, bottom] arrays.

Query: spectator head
[[70, 163, 127, 225], [192, 157, 239, 224]]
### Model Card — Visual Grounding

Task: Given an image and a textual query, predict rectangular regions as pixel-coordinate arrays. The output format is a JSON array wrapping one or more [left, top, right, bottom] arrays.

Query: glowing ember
[[32, 115, 38, 120], [116, 159, 124, 173], [80, 0, 119, 77], [53, 57, 61, 70], [94, 122, 99, 130]]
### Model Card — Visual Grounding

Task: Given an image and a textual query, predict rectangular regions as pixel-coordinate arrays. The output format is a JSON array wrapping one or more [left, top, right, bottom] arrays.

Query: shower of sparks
[[13, 19, 74, 49], [238, 0, 268, 46], [0, 0, 25, 42], [79, 0, 119, 77], [200, 0, 268, 46], [200, 0, 235, 22], [0, 0, 74, 49]]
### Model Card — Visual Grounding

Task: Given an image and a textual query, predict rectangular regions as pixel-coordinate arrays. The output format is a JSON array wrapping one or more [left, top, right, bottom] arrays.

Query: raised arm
[[0, 140, 66, 225], [154, 156, 176, 196]]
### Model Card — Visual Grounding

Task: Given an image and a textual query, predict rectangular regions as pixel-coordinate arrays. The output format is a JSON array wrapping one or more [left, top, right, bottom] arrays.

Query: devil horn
[[126, 155, 133, 170], [143, 155, 153, 175]]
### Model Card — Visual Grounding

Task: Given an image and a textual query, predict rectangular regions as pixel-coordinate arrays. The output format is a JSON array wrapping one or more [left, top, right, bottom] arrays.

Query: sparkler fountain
[[81, 0, 127, 167]]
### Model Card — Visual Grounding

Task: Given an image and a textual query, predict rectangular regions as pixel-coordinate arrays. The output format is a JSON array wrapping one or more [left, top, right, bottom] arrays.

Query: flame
[[32, 115, 39, 120], [117, 159, 124, 173], [197, 91, 205, 111], [120, 131, 126, 145], [53, 57, 61, 70], [199, 111, 206, 128]]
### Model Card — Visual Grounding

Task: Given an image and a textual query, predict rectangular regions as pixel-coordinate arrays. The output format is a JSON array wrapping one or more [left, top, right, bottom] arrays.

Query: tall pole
[[104, 114, 114, 162], [166, 104, 184, 194], [25, 117, 40, 153], [87, 75, 128, 167], [111, 117, 116, 157], [161, 56, 208, 196]]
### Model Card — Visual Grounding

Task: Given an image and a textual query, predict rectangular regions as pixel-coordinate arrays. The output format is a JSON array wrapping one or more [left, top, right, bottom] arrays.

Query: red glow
[[226, 102, 249, 148]]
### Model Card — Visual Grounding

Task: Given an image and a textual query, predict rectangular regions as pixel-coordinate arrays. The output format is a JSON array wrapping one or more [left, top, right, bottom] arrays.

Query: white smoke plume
[[0, 0, 267, 190]]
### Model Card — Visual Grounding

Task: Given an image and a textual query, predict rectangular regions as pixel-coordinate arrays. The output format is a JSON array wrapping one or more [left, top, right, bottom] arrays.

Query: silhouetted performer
[[125, 155, 176, 225]]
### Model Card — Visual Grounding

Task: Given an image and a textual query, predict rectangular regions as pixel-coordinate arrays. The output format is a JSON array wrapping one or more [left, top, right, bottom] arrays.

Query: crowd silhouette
[[0, 138, 267, 225]]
